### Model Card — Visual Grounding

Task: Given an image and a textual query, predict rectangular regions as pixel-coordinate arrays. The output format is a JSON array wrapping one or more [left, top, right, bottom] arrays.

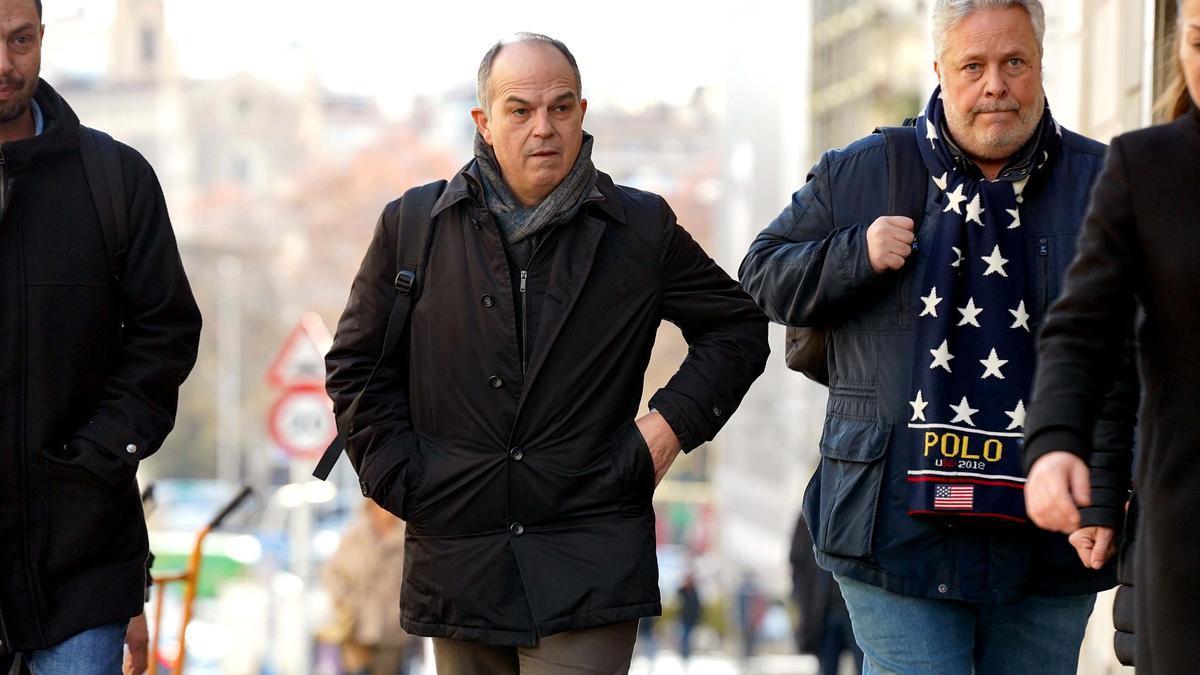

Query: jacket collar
[[432, 159, 627, 224], [0, 79, 82, 172], [939, 115, 1044, 182]]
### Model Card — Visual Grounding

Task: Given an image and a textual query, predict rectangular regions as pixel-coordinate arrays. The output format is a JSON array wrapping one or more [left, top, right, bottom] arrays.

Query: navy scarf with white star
[[906, 87, 1061, 524]]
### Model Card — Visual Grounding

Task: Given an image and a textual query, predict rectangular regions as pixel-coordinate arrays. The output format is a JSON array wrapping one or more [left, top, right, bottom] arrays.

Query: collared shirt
[[31, 99, 44, 136]]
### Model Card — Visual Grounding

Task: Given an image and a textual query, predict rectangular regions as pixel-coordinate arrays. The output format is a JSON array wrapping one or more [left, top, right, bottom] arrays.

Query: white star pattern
[[981, 245, 1010, 277], [920, 287, 943, 318], [1005, 400, 1027, 430], [965, 193, 986, 226], [1006, 208, 1021, 229], [951, 246, 964, 268], [957, 298, 983, 327], [1013, 177, 1029, 204], [950, 396, 979, 427], [930, 339, 955, 372], [943, 184, 967, 214], [910, 391, 929, 422], [980, 348, 1009, 380], [933, 172, 948, 191], [1009, 301, 1031, 331], [927, 121, 940, 149]]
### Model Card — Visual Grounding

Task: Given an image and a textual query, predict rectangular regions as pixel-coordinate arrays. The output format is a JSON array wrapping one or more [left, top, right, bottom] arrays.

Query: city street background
[[39, 1, 1174, 672]]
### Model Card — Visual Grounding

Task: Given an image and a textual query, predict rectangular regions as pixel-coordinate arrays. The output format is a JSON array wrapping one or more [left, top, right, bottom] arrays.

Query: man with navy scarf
[[740, 1, 1137, 672]]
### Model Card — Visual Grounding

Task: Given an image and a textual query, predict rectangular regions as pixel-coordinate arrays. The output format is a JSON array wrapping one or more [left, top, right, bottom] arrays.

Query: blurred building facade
[[812, 0, 932, 153]]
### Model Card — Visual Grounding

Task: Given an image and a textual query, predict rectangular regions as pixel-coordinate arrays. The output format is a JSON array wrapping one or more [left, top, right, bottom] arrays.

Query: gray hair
[[476, 33, 582, 116], [932, 0, 1046, 59]]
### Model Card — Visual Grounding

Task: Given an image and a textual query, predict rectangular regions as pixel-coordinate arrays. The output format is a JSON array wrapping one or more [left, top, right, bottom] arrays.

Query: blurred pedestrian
[[735, 573, 764, 661], [789, 517, 862, 675], [1023, 1, 1200, 672], [325, 32, 768, 675], [0, 0, 201, 672], [739, 2, 1135, 673], [635, 616, 657, 666], [676, 574, 702, 662], [321, 500, 411, 675]]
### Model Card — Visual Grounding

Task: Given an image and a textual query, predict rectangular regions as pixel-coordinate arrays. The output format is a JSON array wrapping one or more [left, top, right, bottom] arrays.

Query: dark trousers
[[817, 612, 862, 675], [432, 620, 638, 675]]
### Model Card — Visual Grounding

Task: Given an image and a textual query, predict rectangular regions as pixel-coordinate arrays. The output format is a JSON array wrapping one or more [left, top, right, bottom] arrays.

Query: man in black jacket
[[0, 0, 202, 671], [327, 33, 768, 674]]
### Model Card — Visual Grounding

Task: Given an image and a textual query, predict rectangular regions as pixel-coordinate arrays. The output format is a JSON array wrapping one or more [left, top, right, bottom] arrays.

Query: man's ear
[[933, 60, 942, 85], [471, 107, 492, 145]]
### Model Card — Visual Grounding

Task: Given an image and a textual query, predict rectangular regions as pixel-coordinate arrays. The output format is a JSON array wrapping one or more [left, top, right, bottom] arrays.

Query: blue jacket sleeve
[[739, 150, 883, 327]]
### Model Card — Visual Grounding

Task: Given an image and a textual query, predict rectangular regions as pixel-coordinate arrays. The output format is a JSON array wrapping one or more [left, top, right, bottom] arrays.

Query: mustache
[[971, 99, 1020, 114], [0, 76, 25, 90]]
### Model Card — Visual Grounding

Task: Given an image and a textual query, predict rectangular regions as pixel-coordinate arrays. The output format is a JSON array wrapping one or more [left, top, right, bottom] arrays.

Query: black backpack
[[784, 124, 929, 385], [313, 180, 448, 480], [79, 126, 129, 284]]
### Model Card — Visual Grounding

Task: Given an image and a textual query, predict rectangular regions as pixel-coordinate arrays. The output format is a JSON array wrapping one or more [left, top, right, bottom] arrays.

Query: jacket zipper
[[1038, 237, 1049, 311], [519, 270, 528, 374], [0, 601, 8, 651], [517, 235, 550, 377], [0, 143, 12, 650], [0, 145, 8, 223]]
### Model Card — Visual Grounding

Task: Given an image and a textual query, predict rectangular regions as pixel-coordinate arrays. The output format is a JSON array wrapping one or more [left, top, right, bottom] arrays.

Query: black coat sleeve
[[72, 150, 202, 483], [738, 151, 885, 327], [325, 200, 418, 515], [1025, 138, 1141, 496], [1078, 339, 1138, 531], [648, 200, 770, 452]]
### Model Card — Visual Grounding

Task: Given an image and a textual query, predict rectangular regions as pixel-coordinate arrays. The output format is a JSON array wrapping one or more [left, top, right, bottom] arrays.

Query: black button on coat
[[327, 163, 769, 646]]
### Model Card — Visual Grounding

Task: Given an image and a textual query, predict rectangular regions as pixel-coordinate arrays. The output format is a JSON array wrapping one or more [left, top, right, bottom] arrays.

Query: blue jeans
[[835, 574, 1095, 675], [9, 622, 128, 675]]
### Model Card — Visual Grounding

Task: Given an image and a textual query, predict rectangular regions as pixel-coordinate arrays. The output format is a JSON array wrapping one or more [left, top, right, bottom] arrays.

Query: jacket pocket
[[613, 422, 655, 506], [813, 415, 891, 559], [44, 451, 142, 581]]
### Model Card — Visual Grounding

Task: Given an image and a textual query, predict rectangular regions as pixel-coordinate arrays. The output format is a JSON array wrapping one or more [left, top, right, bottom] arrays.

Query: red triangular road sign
[[267, 313, 333, 388]]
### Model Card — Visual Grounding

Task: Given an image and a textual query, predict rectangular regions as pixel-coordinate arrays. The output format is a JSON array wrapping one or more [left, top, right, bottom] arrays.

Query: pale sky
[[42, 0, 768, 114]]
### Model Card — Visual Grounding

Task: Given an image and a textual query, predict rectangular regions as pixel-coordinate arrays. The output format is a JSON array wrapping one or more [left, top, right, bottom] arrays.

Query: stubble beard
[[0, 76, 35, 126], [945, 89, 1045, 162]]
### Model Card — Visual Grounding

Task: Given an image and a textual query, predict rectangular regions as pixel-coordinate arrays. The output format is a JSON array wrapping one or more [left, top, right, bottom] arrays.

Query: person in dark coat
[[739, 1, 1134, 672], [0, 0, 202, 671], [789, 516, 861, 675], [676, 574, 702, 662], [326, 33, 769, 674], [1023, 2, 1200, 672]]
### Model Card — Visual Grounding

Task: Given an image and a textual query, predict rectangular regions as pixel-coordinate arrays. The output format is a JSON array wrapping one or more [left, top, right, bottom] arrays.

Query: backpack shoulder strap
[[78, 126, 129, 283], [876, 125, 928, 227], [380, 179, 448, 359], [313, 179, 447, 481]]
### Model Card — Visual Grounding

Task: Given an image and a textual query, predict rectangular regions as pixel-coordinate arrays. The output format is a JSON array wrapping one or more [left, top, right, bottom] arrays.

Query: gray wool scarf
[[473, 132, 597, 267]]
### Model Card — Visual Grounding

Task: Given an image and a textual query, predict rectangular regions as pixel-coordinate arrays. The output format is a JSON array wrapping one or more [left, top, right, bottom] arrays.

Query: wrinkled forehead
[[490, 42, 580, 95]]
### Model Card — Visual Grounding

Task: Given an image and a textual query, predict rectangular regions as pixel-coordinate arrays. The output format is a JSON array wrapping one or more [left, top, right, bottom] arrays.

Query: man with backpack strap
[[739, 1, 1136, 672], [0, 0, 202, 672], [325, 33, 768, 674]]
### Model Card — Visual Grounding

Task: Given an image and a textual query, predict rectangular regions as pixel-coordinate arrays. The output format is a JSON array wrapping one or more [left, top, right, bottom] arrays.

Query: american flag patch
[[934, 484, 974, 510]]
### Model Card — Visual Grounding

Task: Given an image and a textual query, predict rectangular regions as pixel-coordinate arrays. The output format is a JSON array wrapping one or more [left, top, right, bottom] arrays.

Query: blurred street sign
[[266, 313, 332, 389], [269, 386, 337, 458]]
